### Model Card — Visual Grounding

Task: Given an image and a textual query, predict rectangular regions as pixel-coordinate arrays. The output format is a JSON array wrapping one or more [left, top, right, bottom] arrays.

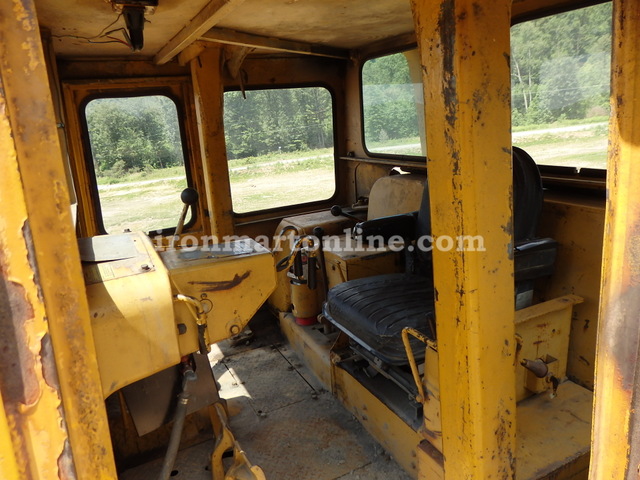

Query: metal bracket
[[402, 327, 437, 404], [211, 403, 265, 480]]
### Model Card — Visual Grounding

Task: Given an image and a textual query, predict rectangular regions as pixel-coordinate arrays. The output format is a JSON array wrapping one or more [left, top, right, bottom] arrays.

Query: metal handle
[[401, 327, 437, 403]]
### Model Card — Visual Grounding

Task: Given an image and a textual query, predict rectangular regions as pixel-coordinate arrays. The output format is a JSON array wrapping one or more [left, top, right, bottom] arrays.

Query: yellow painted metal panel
[[590, 0, 640, 477], [0, 0, 117, 477], [333, 360, 424, 478], [84, 233, 180, 397], [0, 392, 20, 480], [0, 99, 70, 479], [161, 239, 276, 351], [514, 295, 583, 401], [279, 312, 335, 388], [190, 46, 235, 238], [538, 198, 605, 390], [411, 0, 516, 477]]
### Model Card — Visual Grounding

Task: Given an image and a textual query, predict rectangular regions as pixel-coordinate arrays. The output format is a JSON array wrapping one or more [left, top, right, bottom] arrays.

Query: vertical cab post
[[190, 45, 235, 239], [591, 0, 640, 477], [0, 0, 117, 477], [411, 0, 516, 477]]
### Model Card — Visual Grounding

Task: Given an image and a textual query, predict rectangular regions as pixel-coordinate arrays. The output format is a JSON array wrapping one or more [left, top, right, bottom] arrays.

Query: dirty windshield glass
[[510, 2, 612, 169], [85, 95, 189, 234]]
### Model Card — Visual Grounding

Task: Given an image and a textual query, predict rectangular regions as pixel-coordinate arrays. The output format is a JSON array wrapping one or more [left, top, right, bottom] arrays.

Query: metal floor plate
[[120, 343, 412, 480], [120, 440, 212, 480], [215, 344, 412, 480]]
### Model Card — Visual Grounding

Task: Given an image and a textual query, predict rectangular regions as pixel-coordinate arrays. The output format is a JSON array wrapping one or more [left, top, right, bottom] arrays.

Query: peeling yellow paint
[[0, 89, 68, 480], [411, 0, 515, 478], [0, 1, 117, 477]]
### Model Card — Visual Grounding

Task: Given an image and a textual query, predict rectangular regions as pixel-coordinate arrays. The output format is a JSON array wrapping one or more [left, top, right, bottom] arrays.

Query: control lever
[[330, 205, 361, 222], [175, 188, 199, 237], [313, 227, 329, 294]]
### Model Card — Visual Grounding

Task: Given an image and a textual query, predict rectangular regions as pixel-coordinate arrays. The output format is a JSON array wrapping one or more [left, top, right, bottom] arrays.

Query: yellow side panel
[[161, 239, 276, 354], [0, 389, 20, 480], [591, 0, 640, 476], [85, 233, 179, 397], [514, 295, 583, 401]]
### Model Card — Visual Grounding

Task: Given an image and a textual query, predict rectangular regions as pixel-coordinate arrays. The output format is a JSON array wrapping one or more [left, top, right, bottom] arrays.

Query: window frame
[[508, 1, 612, 173], [79, 87, 196, 235], [359, 46, 427, 164], [222, 82, 339, 218]]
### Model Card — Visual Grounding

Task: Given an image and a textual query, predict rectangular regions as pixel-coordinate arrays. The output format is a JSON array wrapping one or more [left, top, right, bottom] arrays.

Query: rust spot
[[578, 356, 591, 366], [493, 401, 515, 476], [439, 0, 458, 129], [0, 250, 39, 406], [189, 270, 251, 292], [57, 439, 76, 479], [40, 333, 60, 390]]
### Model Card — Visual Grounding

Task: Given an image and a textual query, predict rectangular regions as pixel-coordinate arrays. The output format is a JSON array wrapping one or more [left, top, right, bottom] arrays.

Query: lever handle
[[330, 205, 360, 222], [175, 188, 199, 237], [180, 187, 199, 206]]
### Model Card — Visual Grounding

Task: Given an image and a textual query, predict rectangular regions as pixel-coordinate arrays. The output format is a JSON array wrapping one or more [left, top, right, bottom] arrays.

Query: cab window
[[85, 95, 190, 234], [224, 86, 335, 214], [511, 2, 612, 169], [362, 49, 425, 157]]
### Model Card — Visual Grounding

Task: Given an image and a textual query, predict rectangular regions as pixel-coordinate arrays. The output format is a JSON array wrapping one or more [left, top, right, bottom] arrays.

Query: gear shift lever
[[330, 205, 361, 222], [175, 187, 198, 237]]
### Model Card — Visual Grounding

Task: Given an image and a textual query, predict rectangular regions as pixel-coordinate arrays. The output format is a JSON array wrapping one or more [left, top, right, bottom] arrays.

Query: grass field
[[97, 154, 336, 233], [97, 121, 607, 234]]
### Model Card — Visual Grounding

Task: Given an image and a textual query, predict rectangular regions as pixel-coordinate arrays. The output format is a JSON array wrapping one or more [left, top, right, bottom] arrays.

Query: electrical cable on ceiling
[[52, 14, 131, 49]]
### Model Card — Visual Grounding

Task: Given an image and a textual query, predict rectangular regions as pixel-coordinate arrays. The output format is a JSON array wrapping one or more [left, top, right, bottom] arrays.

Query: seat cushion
[[323, 273, 435, 366]]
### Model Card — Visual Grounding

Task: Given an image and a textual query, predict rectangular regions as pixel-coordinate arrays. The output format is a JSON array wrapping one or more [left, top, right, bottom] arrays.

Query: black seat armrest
[[353, 211, 419, 243], [514, 237, 557, 282]]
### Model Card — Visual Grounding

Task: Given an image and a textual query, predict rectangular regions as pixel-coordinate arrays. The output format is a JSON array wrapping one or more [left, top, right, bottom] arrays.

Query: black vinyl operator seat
[[322, 147, 557, 366]]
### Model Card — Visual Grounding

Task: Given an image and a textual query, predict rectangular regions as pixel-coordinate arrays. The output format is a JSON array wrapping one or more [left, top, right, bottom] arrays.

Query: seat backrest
[[512, 146, 544, 242], [367, 173, 426, 220], [414, 146, 544, 271]]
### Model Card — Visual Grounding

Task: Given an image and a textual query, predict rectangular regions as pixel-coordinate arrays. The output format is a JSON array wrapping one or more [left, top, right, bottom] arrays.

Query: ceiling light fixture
[[109, 0, 158, 51]]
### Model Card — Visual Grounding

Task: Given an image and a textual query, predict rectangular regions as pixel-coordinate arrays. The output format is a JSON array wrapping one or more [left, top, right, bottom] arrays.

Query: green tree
[[86, 95, 184, 176], [511, 2, 612, 126]]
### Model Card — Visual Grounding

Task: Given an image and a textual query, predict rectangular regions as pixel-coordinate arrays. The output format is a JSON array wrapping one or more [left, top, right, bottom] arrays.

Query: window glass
[[85, 95, 188, 233], [224, 87, 335, 213], [511, 2, 612, 169], [362, 50, 425, 156]]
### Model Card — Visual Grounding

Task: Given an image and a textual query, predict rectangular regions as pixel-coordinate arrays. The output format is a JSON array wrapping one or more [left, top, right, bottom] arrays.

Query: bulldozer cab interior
[[2, 0, 638, 479]]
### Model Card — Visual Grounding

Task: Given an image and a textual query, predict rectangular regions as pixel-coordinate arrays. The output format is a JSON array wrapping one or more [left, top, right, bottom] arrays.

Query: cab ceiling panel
[[36, 0, 212, 58], [34, 0, 414, 59], [214, 0, 414, 50]]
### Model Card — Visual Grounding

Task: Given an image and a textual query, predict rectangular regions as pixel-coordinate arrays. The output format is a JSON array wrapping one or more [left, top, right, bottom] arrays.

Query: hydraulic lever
[[175, 187, 199, 236], [330, 204, 361, 222]]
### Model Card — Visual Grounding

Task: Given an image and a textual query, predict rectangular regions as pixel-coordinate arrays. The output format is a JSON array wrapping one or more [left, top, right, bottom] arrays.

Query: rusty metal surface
[[590, 0, 640, 478], [215, 345, 412, 480], [517, 381, 592, 480], [0, 1, 116, 477], [537, 196, 605, 390], [120, 440, 213, 480], [411, 0, 516, 477]]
